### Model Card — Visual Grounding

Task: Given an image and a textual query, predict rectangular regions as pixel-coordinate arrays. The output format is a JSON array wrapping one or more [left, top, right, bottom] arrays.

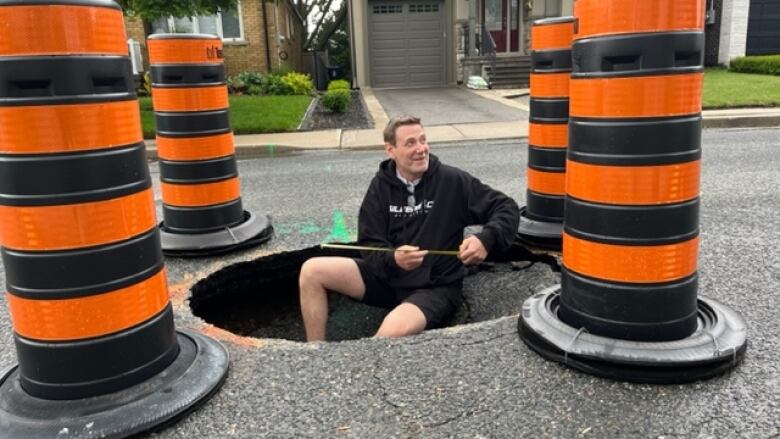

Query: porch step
[[485, 57, 532, 89]]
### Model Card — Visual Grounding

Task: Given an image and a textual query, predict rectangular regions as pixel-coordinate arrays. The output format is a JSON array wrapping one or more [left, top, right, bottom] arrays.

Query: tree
[[296, 0, 348, 51], [311, 4, 346, 51], [118, 0, 238, 20], [324, 15, 350, 78], [310, 4, 349, 77]]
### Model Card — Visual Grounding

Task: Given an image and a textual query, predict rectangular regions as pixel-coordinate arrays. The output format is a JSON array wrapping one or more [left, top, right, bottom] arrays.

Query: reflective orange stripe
[[156, 132, 236, 161], [563, 233, 699, 283], [574, 0, 704, 39], [566, 160, 700, 205], [0, 5, 127, 56], [0, 100, 143, 154], [0, 189, 156, 251], [152, 86, 229, 112], [530, 73, 570, 98], [527, 168, 566, 196], [570, 74, 703, 118], [7, 269, 169, 341], [148, 38, 224, 64], [529, 123, 568, 148], [162, 178, 240, 207], [531, 21, 574, 50]]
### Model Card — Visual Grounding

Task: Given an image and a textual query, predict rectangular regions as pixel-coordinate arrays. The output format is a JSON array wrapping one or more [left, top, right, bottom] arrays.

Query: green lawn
[[139, 95, 312, 139], [703, 68, 780, 109]]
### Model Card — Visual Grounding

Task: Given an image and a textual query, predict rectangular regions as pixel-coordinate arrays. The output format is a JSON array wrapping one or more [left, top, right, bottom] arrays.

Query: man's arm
[[465, 176, 521, 256], [357, 179, 400, 276]]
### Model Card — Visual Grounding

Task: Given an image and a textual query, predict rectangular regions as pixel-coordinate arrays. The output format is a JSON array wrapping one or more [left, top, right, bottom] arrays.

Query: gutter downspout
[[262, 0, 272, 72], [346, 0, 358, 88], [273, 0, 282, 55]]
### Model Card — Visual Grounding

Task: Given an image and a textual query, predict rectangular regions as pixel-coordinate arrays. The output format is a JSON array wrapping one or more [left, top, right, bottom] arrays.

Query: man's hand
[[394, 245, 428, 271], [458, 236, 487, 266]]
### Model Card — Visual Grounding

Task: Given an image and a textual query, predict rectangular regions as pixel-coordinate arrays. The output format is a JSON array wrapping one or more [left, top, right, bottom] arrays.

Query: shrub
[[327, 79, 350, 91], [261, 74, 292, 95], [136, 71, 152, 97], [246, 84, 263, 96], [321, 89, 351, 113], [227, 71, 264, 94], [281, 72, 314, 95], [227, 76, 246, 94], [729, 55, 780, 76], [228, 71, 310, 96]]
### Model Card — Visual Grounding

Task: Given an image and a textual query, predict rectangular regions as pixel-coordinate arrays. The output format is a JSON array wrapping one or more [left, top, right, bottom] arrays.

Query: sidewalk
[[144, 88, 780, 159]]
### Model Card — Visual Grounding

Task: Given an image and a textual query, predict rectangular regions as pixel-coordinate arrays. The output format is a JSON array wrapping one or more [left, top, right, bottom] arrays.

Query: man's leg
[[374, 303, 427, 338], [299, 257, 365, 341], [375, 283, 463, 339]]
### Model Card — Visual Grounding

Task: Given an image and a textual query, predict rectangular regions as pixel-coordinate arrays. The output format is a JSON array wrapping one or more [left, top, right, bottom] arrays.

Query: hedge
[[729, 55, 780, 76]]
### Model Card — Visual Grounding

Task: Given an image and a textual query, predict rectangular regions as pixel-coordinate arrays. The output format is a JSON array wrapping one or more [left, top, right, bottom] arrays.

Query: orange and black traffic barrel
[[517, 17, 574, 250], [518, 0, 747, 383], [148, 33, 272, 256], [0, 1, 228, 436]]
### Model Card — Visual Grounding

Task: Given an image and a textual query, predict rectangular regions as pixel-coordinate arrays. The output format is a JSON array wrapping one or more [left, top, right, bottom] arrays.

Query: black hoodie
[[357, 154, 520, 289]]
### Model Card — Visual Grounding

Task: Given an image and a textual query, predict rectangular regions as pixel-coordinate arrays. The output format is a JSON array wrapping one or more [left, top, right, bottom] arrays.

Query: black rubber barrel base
[[518, 287, 748, 384], [516, 206, 563, 251], [0, 330, 229, 439], [161, 210, 273, 257]]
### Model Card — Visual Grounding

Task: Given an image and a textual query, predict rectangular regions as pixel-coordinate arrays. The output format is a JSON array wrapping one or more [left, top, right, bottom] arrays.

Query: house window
[[151, 2, 245, 42], [409, 4, 439, 13], [484, 0, 503, 31], [372, 5, 403, 14], [531, 0, 562, 18]]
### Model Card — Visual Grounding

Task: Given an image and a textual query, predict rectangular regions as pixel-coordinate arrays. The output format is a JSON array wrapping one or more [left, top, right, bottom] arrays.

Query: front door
[[484, 0, 520, 53]]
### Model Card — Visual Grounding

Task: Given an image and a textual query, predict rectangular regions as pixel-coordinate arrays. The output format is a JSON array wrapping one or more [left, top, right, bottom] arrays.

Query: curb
[[143, 114, 780, 161], [296, 96, 320, 131], [144, 136, 528, 161], [702, 115, 780, 129]]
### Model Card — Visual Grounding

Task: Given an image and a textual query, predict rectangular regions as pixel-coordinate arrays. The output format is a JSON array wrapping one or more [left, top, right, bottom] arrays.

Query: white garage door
[[368, 0, 446, 88]]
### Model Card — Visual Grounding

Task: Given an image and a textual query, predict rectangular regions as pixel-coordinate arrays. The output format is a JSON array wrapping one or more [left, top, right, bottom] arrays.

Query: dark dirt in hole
[[298, 91, 374, 131], [190, 244, 560, 342]]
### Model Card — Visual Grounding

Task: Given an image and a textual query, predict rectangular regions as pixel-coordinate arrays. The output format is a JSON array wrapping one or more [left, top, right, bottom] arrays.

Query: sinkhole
[[190, 244, 561, 342]]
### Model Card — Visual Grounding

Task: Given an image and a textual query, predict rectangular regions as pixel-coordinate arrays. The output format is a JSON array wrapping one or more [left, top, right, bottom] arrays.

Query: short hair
[[383, 114, 422, 145]]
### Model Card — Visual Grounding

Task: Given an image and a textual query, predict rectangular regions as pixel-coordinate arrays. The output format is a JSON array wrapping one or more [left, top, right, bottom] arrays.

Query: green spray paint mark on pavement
[[298, 222, 321, 234], [324, 211, 355, 243], [273, 220, 322, 236], [267, 144, 275, 158]]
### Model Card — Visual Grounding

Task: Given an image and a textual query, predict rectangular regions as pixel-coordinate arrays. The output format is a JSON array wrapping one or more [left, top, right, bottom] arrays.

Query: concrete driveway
[[372, 87, 528, 126]]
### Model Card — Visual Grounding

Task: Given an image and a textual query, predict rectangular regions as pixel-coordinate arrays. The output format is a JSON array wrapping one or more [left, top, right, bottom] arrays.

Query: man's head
[[383, 114, 429, 181]]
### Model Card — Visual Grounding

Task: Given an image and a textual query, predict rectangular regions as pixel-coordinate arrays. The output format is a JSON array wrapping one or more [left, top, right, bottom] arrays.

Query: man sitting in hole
[[299, 114, 520, 341]]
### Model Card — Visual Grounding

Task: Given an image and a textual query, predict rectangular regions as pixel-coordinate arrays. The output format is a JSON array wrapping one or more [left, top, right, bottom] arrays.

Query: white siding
[[719, 0, 751, 64]]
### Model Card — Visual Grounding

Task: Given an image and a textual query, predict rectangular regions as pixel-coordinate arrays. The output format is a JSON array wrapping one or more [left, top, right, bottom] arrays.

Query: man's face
[[385, 124, 429, 181]]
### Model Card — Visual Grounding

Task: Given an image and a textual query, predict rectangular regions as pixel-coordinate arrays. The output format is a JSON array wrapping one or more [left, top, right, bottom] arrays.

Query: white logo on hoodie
[[389, 200, 434, 216]]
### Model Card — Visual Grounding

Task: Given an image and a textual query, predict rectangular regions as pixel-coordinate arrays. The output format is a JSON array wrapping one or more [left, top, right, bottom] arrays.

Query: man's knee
[[375, 304, 427, 338], [299, 258, 322, 288], [299, 257, 365, 300]]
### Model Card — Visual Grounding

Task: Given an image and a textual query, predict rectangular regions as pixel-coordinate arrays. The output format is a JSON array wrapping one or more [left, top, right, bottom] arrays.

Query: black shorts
[[354, 258, 463, 329]]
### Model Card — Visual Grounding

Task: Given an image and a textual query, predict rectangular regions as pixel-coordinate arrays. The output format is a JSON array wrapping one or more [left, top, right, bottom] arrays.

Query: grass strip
[[139, 95, 312, 139], [703, 68, 780, 109]]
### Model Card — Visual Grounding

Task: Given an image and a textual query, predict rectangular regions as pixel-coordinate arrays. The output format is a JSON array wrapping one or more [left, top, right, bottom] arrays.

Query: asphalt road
[[0, 128, 778, 438]]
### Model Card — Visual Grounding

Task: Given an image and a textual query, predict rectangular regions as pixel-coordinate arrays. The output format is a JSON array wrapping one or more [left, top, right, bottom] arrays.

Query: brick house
[[346, 0, 575, 88], [124, 0, 306, 76], [347, 0, 780, 89]]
